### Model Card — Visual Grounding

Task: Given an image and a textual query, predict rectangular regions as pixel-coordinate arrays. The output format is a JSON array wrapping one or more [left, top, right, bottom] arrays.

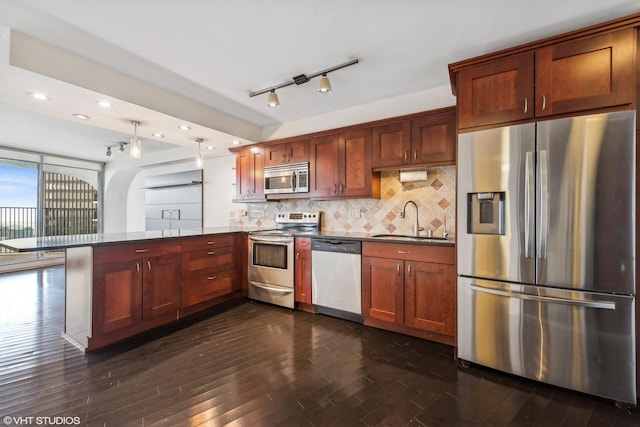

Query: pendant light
[[195, 138, 204, 169], [317, 74, 332, 94], [129, 120, 142, 159]]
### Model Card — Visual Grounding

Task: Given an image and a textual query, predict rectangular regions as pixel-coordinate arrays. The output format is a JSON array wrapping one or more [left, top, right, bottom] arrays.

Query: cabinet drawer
[[93, 240, 181, 264], [181, 270, 235, 308], [295, 237, 312, 250], [181, 233, 236, 252], [363, 242, 454, 265], [181, 246, 235, 278]]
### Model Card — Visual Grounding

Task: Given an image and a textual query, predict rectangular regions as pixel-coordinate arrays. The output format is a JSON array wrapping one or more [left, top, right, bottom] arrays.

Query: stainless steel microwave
[[264, 162, 309, 195]]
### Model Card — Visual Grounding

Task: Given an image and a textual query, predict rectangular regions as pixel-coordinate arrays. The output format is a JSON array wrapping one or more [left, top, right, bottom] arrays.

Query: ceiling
[[0, 0, 638, 164]]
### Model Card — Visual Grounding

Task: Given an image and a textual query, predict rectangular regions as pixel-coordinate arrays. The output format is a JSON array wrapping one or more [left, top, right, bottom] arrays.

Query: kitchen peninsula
[[0, 228, 251, 351], [0, 228, 455, 352]]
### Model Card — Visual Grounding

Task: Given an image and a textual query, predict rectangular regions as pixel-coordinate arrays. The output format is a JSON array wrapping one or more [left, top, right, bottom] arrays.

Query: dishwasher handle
[[311, 238, 361, 254]]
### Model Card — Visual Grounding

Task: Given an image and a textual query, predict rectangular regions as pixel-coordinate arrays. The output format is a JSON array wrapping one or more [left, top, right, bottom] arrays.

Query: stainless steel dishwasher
[[311, 237, 362, 323]]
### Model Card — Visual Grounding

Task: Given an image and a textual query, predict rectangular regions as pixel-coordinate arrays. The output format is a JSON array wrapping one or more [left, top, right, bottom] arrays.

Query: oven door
[[248, 235, 294, 286]]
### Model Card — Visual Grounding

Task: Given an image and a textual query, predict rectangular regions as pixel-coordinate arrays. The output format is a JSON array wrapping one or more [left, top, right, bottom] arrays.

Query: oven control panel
[[275, 211, 321, 227]]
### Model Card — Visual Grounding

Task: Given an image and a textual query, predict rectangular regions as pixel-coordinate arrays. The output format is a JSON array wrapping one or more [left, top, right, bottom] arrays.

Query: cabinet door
[[93, 260, 142, 335], [142, 252, 181, 320], [404, 261, 455, 336], [535, 29, 635, 117], [288, 139, 310, 164], [235, 147, 264, 201], [264, 143, 288, 166], [294, 249, 312, 304], [371, 121, 411, 168], [457, 52, 534, 129], [411, 109, 456, 164], [309, 134, 339, 197], [362, 256, 404, 324], [338, 129, 372, 197]]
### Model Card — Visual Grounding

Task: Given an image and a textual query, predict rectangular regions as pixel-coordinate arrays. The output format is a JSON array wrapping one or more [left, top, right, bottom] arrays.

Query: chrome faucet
[[400, 200, 424, 237]]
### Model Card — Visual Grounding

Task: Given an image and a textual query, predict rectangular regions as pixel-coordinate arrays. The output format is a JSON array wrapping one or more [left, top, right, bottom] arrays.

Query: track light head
[[106, 147, 112, 157], [267, 90, 279, 108], [317, 74, 332, 94]]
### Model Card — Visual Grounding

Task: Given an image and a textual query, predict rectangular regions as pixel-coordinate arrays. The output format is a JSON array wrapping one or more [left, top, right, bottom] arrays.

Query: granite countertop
[[0, 227, 260, 252], [0, 227, 454, 253]]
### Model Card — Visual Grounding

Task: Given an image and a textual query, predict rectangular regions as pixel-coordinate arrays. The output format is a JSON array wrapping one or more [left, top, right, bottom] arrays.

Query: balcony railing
[[1, 206, 97, 254]]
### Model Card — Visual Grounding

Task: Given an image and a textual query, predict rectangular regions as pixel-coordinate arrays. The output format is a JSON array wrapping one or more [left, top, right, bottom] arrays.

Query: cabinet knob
[[207, 241, 216, 245], [397, 250, 411, 254], [339, 184, 344, 194], [332, 184, 337, 194], [541, 95, 547, 111], [208, 251, 217, 255], [136, 262, 140, 273], [207, 276, 217, 280], [404, 151, 408, 162], [523, 97, 528, 114], [407, 264, 412, 274], [147, 260, 151, 271], [413, 151, 417, 161], [135, 249, 149, 253]]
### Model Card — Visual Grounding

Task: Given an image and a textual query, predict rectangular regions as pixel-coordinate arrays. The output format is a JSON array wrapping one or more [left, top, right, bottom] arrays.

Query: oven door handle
[[251, 282, 294, 293], [249, 236, 294, 244]]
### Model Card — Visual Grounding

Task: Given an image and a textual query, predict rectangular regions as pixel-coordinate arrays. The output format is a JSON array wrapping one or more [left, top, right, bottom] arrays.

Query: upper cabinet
[[234, 146, 265, 202], [452, 25, 637, 130], [309, 128, 380, 199], [264, 139, 309, 166], [371, 107, 456, 168]]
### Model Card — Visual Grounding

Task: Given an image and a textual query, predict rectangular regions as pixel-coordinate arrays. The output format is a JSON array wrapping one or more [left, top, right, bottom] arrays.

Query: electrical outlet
[[250, 210, 263, 218], [348, 209, 360, 218]]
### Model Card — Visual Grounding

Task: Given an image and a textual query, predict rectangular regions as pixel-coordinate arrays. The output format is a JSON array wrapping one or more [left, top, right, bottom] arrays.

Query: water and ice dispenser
[[467, 192, 505, 235]]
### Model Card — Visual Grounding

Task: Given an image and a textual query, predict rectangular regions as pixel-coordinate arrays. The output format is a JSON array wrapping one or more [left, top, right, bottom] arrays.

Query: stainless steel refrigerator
[[457, 110, 636, 404]]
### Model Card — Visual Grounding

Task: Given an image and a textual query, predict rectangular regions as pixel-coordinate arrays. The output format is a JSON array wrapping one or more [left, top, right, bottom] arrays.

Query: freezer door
[[458, 277, 636, 404], [536, 111, 636, 294], [457, 123, 536, 283]]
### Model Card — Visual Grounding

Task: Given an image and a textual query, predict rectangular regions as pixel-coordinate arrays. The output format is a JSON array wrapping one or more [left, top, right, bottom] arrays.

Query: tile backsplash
[[231, 166, 456, 238]]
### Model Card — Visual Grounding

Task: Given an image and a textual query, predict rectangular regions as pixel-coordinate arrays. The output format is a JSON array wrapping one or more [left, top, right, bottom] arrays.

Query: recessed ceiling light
[[152, 132, 164, 138], [72, 114, 90, 120], [97, 100, 113, 108], [232, 140, 241, 146], [28, 92, 50, 101], [207, 146, 214, 150], [178, 125, 191, 131]]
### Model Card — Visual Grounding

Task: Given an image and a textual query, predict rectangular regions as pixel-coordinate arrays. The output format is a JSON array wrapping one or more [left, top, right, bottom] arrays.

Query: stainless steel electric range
[[247, 211, 320, 308]]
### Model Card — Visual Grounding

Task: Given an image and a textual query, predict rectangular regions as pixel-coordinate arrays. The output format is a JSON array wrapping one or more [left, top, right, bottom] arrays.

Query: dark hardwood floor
[[1, 266, 639, 426]]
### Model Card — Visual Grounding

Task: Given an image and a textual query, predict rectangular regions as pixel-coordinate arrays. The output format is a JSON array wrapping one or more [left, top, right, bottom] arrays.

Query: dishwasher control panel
[[311, 238, 362, 254]]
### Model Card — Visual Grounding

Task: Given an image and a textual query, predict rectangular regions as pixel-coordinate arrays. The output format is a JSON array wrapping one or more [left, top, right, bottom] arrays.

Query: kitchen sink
[[371, 234, 452, 242]]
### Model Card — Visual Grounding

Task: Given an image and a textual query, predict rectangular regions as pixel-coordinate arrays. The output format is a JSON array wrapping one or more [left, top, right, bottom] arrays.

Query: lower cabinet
[[180, 234, 241, 314], [89, 233, 242, 350], [92, 241, 182, 344], [294, 237, 313, 310], [362, 242, 456, 345]]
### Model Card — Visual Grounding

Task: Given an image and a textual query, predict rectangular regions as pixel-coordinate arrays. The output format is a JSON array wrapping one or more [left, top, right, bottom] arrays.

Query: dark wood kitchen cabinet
[[92, 240, 181, 342], [309, 128, 380, 199], [453, 27, 636, 129], [294, 237, 313, 312], [362, 241, 455, 345], [264, 139, 309, 166], [371, 107, 456, 168], [180, 233, 241, 315], [234, 146, 265, 202]]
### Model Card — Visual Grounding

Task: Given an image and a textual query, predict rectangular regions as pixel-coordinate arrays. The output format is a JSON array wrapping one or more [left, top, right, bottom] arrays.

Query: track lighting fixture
[[105, 147, 112, 157], [129, 120, 142, 159], [195, 138, 204, 169], [118, 141, 127, 153], [249, 58, 358, 107]]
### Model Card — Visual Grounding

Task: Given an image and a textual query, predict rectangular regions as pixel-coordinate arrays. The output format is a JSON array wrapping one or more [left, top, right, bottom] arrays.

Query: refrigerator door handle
[[537, 150, 549, 259], [525, 152, 534, 258], [470, 284, 616, 310]]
